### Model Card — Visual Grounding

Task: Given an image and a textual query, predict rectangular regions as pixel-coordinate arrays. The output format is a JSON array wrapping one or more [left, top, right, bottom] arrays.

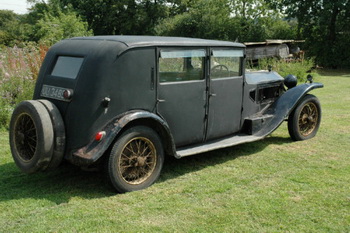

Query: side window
[[211, 50, 243, 79], [159, 49, 206, 83]]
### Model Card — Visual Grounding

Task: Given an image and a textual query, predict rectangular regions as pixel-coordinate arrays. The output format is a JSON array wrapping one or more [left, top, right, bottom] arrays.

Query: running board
[[176, 134, 263, 158]]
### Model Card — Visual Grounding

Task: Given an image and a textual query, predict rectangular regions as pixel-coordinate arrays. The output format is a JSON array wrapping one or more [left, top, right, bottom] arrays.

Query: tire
[[9, 100, 54, 173], [288, 94, 321, 141], [38, 100, 66, 170], [106, 126, 164, 193]]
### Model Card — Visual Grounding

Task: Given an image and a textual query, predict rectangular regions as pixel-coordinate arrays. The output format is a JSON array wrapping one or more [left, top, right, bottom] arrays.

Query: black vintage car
[[9, 36, 323, 192]]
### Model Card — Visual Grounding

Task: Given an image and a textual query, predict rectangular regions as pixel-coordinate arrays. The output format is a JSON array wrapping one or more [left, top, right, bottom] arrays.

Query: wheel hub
[[17, 132, 25, 144], [136, 156, 147, 167]]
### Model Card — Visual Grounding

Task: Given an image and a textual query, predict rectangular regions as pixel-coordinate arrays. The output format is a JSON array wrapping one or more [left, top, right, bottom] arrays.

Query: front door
[[157, 48, 207, 147], [206, 49, 244, 140]]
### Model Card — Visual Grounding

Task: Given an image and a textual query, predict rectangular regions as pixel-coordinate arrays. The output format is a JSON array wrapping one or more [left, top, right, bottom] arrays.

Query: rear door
[[157, 48, 207, 147], [206, 49, 244, 140]]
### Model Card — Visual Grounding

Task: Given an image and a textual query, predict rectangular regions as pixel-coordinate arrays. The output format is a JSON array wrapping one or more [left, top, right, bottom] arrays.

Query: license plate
[[40, 85, 72, 102]]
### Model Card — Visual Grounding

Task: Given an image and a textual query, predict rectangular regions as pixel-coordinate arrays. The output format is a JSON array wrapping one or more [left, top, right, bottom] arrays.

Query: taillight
[[95, 131, 106, 141], [63, 89, 73, 100]]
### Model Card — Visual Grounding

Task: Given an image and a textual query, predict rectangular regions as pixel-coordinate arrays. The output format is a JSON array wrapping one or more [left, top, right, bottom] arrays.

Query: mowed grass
[[0, 70, 349, 232]]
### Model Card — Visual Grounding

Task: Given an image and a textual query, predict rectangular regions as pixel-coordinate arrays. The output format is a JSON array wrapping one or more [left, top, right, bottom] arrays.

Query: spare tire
[[9, 100, 54, 173], [38, 99, 66, 170]]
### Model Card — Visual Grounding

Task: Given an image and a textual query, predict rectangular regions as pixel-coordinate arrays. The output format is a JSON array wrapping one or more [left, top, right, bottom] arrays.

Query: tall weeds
[[0, 44, 48, 128]]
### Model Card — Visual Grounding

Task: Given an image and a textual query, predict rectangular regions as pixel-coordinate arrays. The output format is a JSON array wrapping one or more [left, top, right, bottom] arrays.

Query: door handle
[[209, 93, 217, 97], [157, 99, 166, 103]]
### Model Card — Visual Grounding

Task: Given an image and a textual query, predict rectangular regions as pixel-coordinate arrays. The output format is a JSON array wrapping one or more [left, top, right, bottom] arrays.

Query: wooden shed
[[244, 40, 304, 60]]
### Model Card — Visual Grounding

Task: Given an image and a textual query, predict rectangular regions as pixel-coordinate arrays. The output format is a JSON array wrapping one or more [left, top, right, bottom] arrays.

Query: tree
[[0, 10, 30, 46], [53, 0, 170, 35], [155, 0, 233, 40], [267, 0, 350, 68], [35, 7, 92, 45], [156, 0, 295, 42], [229, 0, 279, 19]]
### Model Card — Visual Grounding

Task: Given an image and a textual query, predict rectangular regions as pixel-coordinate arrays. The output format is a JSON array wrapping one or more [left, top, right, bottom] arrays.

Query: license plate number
[[40, 85, 71, 102]]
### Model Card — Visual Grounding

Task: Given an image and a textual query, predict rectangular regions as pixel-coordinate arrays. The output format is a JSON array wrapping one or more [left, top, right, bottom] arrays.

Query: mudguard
[[70, 110, 176, 166], [256, 82, 324, 137]]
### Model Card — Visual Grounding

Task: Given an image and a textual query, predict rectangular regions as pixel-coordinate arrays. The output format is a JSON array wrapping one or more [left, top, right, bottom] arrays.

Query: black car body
[[10, 36, 323, 192]]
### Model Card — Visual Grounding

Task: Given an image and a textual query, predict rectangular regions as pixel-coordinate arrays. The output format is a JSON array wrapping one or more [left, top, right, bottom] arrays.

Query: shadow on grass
[[0, 136, 292, 203], [0, 162, 115, 204], [160, 135, 292, 183], [318, 69, 350, 77]]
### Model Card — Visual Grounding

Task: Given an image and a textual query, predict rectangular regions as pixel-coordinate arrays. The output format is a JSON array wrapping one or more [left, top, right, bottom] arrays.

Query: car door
[[206, 48, 244, 140], [157, 48, 207, 147]]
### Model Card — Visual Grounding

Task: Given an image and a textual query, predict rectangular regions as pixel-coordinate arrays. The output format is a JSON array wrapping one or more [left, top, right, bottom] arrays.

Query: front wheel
[[288, 94, 321, 141], [106, 126, 164, 193]]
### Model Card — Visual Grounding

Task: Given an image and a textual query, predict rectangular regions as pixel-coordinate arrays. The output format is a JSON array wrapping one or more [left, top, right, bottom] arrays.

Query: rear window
[[51, 56, 84, 79]]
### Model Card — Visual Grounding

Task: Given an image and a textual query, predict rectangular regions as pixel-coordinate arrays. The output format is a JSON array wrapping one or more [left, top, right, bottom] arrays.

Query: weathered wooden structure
[[245, 40, 304, 60]]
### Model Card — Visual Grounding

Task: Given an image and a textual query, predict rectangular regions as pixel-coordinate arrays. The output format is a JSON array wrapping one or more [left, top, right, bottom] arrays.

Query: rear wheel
[[288, 94, 321, 141], [106, 126, 164, 193], [9, 100, 54, 173]]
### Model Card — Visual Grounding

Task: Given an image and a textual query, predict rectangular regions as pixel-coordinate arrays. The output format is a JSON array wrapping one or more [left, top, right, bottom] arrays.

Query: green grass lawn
[[0, 70, 349, 232]]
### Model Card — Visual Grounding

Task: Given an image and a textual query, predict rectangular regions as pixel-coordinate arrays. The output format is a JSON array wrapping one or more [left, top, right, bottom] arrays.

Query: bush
[[248, 57, 318, 82], [0, 44, 46, 128]]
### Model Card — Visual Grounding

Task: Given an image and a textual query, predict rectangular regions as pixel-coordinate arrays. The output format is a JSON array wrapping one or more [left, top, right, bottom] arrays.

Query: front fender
[[256, 82, 324, 137], [69, 110, 176, 166]]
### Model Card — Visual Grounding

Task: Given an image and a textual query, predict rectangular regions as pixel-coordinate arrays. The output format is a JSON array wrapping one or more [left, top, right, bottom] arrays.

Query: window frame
[[158, 48, 207, 84], [210, 48, 244, 80], [51, 56, 85, 79]]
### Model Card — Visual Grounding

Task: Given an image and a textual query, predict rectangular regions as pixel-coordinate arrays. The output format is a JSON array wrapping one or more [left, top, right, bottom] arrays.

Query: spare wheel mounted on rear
[[9, 100, 66, 173], [38, 99, 66, 170]]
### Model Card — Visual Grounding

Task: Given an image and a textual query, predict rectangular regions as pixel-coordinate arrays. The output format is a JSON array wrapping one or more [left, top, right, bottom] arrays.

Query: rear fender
[[256, 82, 324, 137], [70, 110, 176, 166]]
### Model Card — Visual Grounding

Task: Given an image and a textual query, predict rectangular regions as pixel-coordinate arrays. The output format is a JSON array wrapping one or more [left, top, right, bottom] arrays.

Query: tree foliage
[[0, 1, 92, 46], [1, 0, 348, 68], [35, 7, 92, 45], [155, 0, 233, 40], [53, 0, 170, 35], [268, 0, 350, 68], [0, 10, 30, 46], [155, 0, 296, 42]]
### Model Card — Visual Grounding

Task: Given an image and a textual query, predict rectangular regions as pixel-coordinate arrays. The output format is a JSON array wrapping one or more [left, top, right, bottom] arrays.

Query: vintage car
[[9, 36, 323, 192]]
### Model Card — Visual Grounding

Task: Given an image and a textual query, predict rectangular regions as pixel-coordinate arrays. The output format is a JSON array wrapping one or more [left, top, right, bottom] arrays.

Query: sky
[[0, 0, 30, 14]]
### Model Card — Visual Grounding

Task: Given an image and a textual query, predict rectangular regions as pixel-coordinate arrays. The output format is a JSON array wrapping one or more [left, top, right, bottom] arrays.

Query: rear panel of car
[[33, 39, 157, 155]]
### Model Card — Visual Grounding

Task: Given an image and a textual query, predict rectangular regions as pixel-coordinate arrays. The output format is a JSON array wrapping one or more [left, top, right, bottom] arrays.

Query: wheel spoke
[[140, 141, 148, 156], [136, 140, 142, 155], [125, 144, 137, 156]]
